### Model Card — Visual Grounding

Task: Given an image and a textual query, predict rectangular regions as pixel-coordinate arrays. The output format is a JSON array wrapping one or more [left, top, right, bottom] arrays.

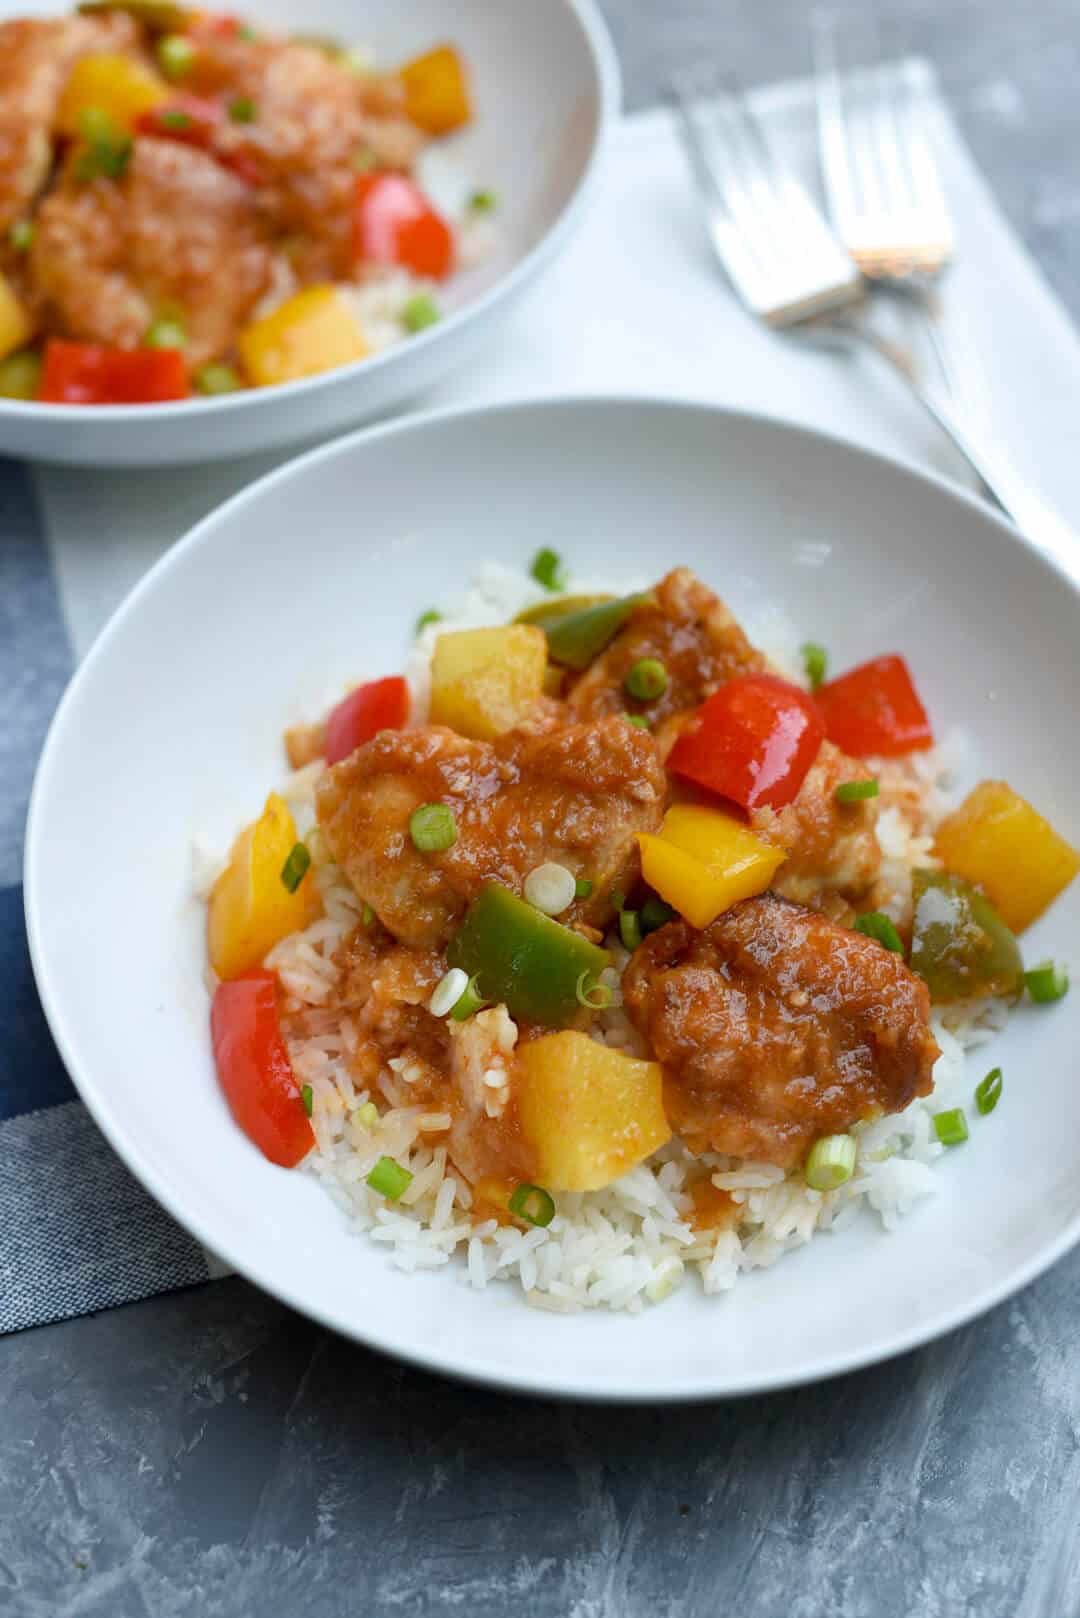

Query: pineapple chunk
[[56, 53, 170, 134], [516, 1031, 670, 1192], [429, 625, 547, 740], [934, 779, 1080, 933], [238, 287, 368, 388]]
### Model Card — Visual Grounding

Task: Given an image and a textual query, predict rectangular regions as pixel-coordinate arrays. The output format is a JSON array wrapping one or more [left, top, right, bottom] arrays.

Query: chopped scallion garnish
[[853, 911, 903, 954], [508, 1183, 555, 1227], [801, 641, 827, 691], [360, 901, 376, 928], [449, 973, 487, 1021], [228, 95, 257, 123], [366, 1156, 412, 1200], [640, 897, 676, 934], [933, 1107, 969, 1147], [8, 219, 33, 253], [158, 108, 192, 130], [353, 1100, 378, 1129], [145, 317, 186, 350], [74, 108, 133, 182], [574, 876, 593, 900], [624, 658, 668, 702], [576, 970, 613, 1010], [280, 841, 311, 893], [836, 778, 879, 803], [609, 889, 626, 912], [429, 966, 469, 1018], [975, 1067, 1002, 1116], [416, 608, 442, 634], [194, 362, 241, 395], [626, 714, 651, 731], [619, 909, 643, 951], [401, 292, 439, 333], [301, 1084, 313, 1118], [1024, 961, 1069, 1003], [157, 33, 196, 80], [467, 188, 497, 213], [409, 802, 457, 852], [237, 23, 257, 40], [530, 547, 567, 593], [804, 1134, 856, 1190]]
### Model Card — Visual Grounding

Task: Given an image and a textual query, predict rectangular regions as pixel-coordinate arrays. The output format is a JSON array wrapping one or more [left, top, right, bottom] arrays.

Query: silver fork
[[809, 25, 1075, 553], [670, 77, 1076, 566]]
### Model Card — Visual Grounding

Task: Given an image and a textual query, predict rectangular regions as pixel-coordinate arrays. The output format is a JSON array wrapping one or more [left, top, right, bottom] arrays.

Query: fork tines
[[668, 75, 862, 328]]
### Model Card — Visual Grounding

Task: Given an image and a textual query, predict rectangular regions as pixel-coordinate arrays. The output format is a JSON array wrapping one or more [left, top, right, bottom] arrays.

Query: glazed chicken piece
[[622, 894, 938, 1169], [316, 717, 668, 951], [568, 567, 766, 728], [0, 12, 139, 236], [185, 36, 424, 282], [752, 742, 882, 918], [30, 138, 272, 367]]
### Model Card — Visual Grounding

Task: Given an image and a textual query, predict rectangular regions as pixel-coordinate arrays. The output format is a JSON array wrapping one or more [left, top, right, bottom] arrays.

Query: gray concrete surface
[[6, 3, 1080, 1614]]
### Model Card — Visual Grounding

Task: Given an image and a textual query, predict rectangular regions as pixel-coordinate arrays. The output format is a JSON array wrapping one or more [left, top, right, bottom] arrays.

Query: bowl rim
[[24, 392, 1080, 1402], [0, 0, 621, 427]]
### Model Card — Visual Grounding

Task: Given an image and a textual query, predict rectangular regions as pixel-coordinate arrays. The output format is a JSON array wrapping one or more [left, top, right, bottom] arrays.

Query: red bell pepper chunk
[[325, 675, 410, 766], [815, 655, 933, 757], [38, 339, 189, 405], [210, 971, 314, 1168], [136, 95, 223, 149], [352, 172, 454, 280], [667, 673, 826, 813]]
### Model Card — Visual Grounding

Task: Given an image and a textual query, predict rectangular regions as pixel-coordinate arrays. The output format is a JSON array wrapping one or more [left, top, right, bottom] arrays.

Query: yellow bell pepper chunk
[[934, 779, 1080, 933], [208, 793, 313, 980], [0, 273, 36, 364], [638, 803, 786, 930], [56, 53, 171, 135], [517, 1031, 670, 1192], [399, 45, 471, 136], [237, 287, 369, 389], [429, 625, 547, 740]]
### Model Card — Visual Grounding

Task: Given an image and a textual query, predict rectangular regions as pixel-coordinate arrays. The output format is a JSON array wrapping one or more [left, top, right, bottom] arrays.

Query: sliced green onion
[[301, 1084, 313, 1118], [429, 965, 469, 1017], [409, 802, 457, 852], [1024, 961, 1069, 1003], [619, 909, 643, 952], [801, 641, 827, 691], [609, 889, 626, 912], [280, 841, 311, 893], [78, 105, 114, 143], [626, 714, 651, 731], [530, 547, 567, 593], [74, 112, 133, 182], [836, 778, 879, 803], [576, 970, 614, 1010], [401, 292, 439, 333], [975, 1066, 1002, 1116], [853, 911, 903, 954], [416, 608, 442, 634], [508, 1183, 555, 1228], [449, 973, 487, 1022], [157, 33, 195, 79], [624, 658, 668, 702], [194, 362, 241, 395], [237, 23, 257, 41], [157, 108, 192, 130], [228, 95, 257, 123], [352, 145, 378, 172], [360, 901, 376, 928], [524, 861, 576, 916], [467, 188, 497, 213], [574, 876, 593, 900], [8, 219, 33, 253], [353, 1100, 378, 1129], [640, 897, 676, 934], [145, 317, 186, 350], [366, 1156, 413, 1200], [933, 1107, 969, 1147], [804, 1133, 857, 1191]]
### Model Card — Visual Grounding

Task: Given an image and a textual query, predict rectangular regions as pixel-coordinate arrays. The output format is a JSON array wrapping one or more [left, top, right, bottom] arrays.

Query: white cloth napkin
[[36, 60, 1080, 661]]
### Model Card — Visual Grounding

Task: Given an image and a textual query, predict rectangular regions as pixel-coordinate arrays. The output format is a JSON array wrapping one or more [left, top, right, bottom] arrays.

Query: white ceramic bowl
[[25, 397, 1080, 1400], [0, 0, 618, 466]]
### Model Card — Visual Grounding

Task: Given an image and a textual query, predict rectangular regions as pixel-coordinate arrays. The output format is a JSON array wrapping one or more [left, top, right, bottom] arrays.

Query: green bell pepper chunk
[[515, 593, 614, 630], [910, 869, 1024, 1004], [446, 882, 610, 1028], [518, 593, 652, 672]]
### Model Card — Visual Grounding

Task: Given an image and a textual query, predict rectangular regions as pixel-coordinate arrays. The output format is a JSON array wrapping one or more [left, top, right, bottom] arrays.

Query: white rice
[[212, 563, 1007, 1313]]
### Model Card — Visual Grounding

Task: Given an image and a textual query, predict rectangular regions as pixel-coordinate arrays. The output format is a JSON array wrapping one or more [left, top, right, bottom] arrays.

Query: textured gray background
[[7, 3, 1080, 1614]]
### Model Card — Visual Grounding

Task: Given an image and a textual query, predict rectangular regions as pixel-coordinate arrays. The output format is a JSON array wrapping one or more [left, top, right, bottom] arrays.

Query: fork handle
[[859, 331, 1078, 572]]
